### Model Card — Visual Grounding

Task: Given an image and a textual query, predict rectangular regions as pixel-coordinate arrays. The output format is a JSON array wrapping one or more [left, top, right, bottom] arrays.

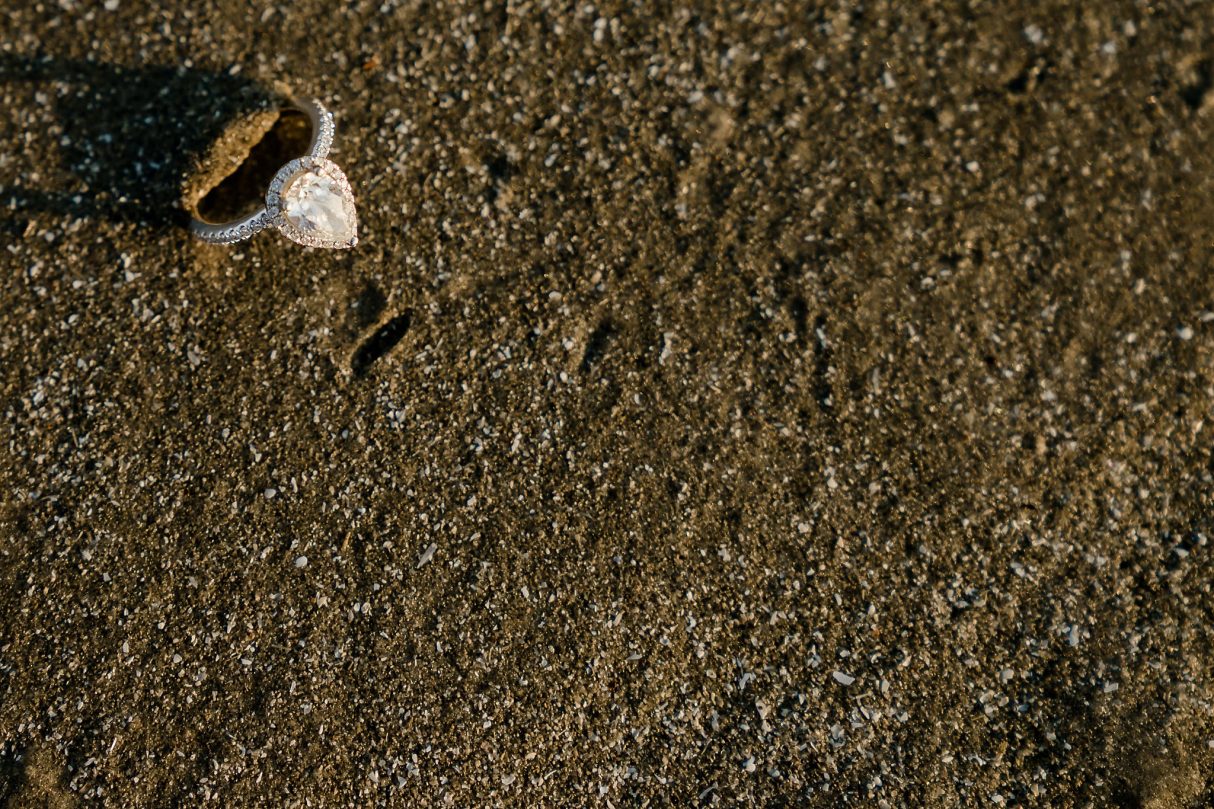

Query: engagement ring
[[189, 97, 358, 249]]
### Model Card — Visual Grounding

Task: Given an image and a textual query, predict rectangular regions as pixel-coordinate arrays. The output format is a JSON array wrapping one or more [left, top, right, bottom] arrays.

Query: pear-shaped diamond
[[268, 157, 359, 249], [283, 170, 356, 242]]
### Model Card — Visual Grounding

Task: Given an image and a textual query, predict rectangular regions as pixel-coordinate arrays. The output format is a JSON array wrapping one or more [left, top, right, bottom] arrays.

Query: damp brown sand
[[2, 2, 1214, 806]]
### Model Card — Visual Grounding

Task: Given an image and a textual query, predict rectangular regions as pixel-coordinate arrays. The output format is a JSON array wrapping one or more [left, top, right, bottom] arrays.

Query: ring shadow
[[0, 53, 276, 233]]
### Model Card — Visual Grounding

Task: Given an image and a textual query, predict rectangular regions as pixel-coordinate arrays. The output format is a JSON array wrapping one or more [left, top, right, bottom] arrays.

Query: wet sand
[[2, 1, 1214, 806]]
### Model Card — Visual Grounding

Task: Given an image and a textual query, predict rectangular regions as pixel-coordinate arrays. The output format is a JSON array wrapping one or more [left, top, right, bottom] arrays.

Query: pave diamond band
[[189, 97, 358, 249]]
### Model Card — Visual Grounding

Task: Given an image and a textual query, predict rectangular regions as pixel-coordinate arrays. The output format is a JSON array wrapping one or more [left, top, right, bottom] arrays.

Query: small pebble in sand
[[1067, 625, 1081, 647], [833, 671, 856, 686], [294, 556, 308, 569]]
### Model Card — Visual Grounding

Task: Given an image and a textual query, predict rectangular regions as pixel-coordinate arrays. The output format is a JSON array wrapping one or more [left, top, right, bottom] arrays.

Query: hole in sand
[[348, 281, 387, 333], [194, 109, 313, 223], [351, 311, 412, 377], [1180, 59, 1212, 112], [579, 320, 614, 373]]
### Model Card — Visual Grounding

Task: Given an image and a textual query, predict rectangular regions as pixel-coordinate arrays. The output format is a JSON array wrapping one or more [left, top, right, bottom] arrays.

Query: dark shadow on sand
[[0, 53, 274, 230]]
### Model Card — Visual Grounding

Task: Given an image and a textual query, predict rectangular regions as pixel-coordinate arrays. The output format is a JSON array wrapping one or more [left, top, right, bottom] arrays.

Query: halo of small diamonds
[[266, 156, 359, 249]]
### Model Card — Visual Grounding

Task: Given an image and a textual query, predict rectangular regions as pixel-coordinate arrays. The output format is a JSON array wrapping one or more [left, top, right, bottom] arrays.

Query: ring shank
[[189, 97, 335, 244]]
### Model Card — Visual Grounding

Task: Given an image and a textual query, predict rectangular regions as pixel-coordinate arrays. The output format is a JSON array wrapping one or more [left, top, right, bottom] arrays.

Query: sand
[[2, 1, 1214, 806]]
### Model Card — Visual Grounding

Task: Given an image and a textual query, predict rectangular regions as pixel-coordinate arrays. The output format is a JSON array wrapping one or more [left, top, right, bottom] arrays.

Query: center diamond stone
[[282, 170, 355, 242]]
